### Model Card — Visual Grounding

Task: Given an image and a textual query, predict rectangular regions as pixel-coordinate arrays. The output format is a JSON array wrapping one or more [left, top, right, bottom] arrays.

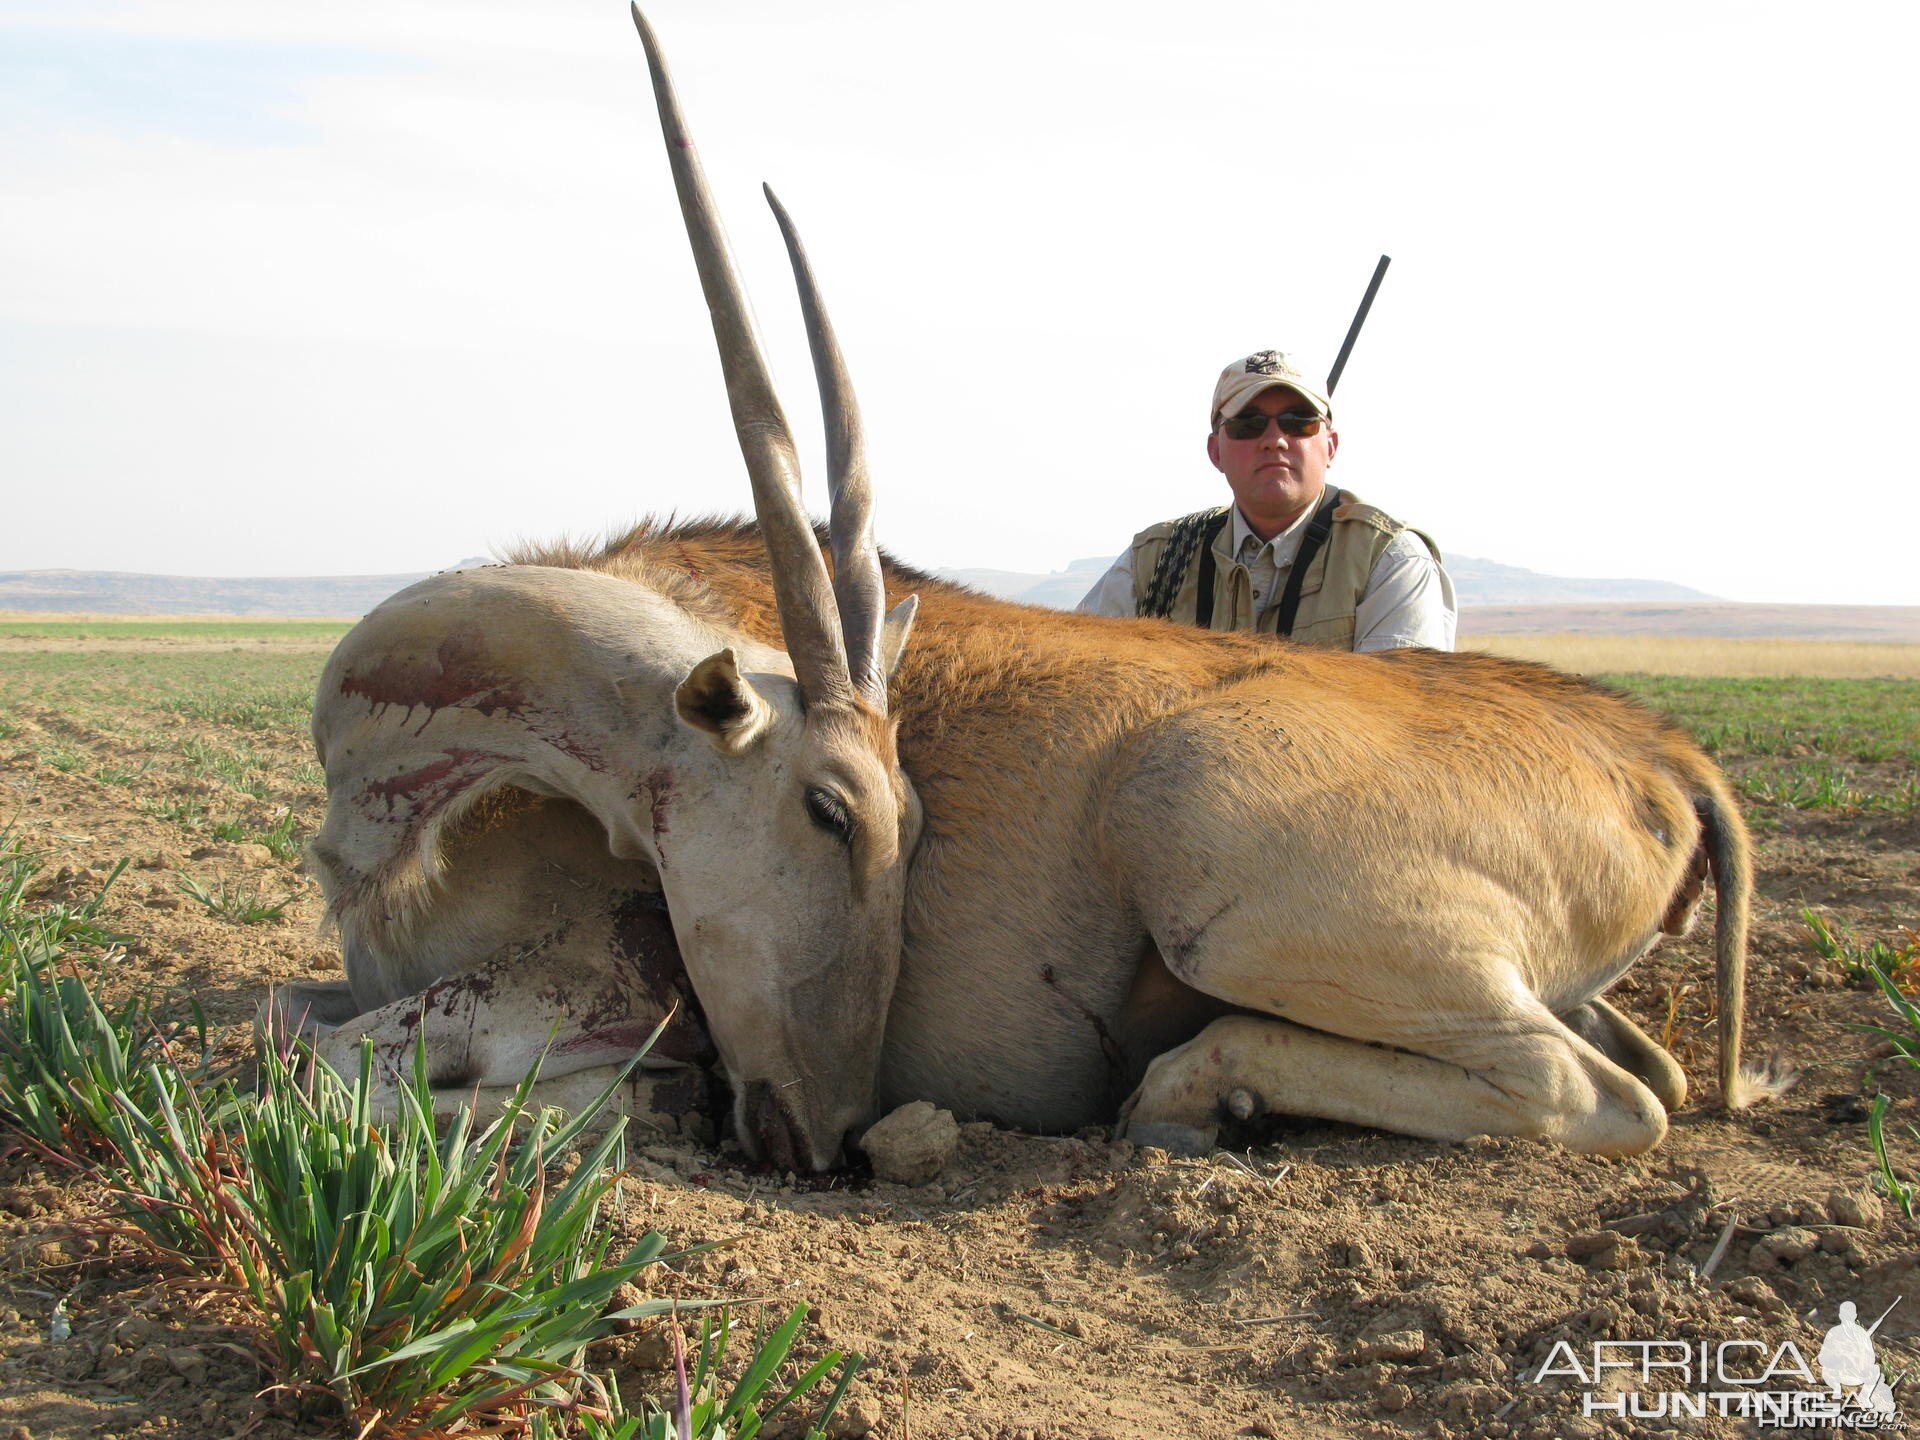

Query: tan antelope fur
[[284, 8, 1782, 1169]]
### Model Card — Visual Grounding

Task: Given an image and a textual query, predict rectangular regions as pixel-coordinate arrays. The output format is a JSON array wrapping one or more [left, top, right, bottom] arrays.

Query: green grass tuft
[[0, 834, 208, 1160], [258, 808, 303, 861], [139, 794, 209, 829], [175, 872, 299, 925], [1859, 962, 1920, 1220], [1739, 762, 1917, 815], [107, 1036, 674, 1433], [92, 759, 146, 787], [1803, 909, 1920, 989], [528, 1307, 861, 1440]]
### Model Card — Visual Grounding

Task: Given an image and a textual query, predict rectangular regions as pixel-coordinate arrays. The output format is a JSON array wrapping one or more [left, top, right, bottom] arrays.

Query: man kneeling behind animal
[[1079, 349, 1455, 652]]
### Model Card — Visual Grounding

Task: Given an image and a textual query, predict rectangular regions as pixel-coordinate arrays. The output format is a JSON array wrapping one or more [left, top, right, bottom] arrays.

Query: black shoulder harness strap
[[1138, 507, 1229, 620], [1140, 490, 1341, 634], [1271, 487, 1342, 638], [1192, 510, 1231, 628]]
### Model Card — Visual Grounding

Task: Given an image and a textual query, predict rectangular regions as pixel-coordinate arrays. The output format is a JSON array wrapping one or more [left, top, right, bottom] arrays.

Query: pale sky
[[2, 1, 1915, 603]]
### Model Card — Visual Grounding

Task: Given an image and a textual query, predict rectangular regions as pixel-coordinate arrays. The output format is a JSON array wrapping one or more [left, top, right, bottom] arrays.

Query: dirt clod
[[1563, 1229, 1617, 1260], [1828, 1186, 1884, 1229], [859, 1100, 958, 1185], [1750, 1226, 1820, 1265], [1351, 1328, 1427, 1363]]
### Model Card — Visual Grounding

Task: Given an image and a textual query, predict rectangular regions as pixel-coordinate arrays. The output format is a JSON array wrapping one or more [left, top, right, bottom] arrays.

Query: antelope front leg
[[310, 970, 717, 1136], [256, 979, 359, 1048], [308, 892, 717, 1135], [1118, 1011, 1668, 1158]]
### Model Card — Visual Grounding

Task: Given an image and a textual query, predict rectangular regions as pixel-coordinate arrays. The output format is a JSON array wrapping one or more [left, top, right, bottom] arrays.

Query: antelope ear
[[879, 595, 918, 684], [675, 648, 772, 754]]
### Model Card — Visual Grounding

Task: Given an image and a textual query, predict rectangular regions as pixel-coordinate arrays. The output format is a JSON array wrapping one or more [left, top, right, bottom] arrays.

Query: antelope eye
[[804, 786, 854, 845]]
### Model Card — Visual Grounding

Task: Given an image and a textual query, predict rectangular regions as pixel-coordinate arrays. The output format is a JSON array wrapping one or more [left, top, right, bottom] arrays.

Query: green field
[[0, 648, 326, 860], [0, 618, 352, 641], [1598, 674, 1920, 817]]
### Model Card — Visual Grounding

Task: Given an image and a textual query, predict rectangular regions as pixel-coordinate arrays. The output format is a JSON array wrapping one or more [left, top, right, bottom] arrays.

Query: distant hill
[[937, 553, 1714, 609], [1442, 555, 1710, 606], [12, 561, 1912, 643], [0, 562, 490, 618], [938, 558, 1119, 610]]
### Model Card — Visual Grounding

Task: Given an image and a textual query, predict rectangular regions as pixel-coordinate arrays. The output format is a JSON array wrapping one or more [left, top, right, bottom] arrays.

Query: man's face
[[1206, 385, 1339, 537]]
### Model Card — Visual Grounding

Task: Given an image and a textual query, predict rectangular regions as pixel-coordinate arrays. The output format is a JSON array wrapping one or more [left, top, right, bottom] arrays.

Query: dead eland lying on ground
[[273, 7, 1786, 1172]]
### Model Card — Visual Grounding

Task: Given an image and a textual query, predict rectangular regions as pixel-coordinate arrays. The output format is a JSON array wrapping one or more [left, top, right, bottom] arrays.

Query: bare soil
[[0, 639, 1916, 1440]]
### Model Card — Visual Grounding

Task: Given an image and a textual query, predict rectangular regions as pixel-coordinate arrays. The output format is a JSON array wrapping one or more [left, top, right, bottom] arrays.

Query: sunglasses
[[1219, 409, 1327, 441]]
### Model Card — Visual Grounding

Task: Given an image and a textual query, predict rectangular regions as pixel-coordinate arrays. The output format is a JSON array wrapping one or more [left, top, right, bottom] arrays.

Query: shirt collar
[[1229, 490, 1326, 566]]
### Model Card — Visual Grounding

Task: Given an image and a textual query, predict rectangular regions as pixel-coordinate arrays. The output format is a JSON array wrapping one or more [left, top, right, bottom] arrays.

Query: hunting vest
[[1129, 488, 1438, 650]]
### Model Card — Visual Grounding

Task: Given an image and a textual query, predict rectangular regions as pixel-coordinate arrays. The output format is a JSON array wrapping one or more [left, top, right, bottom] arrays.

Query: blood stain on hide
[[342, 635, 608, 771], [342, 635, 529, 733], [362, 747, 511, 816], [607, 891, 713, 1064], [1039, 964, 1127, 1087], [553, 1020, 652, 1057], [632, 767, 676, 866], [399, 971, 498, 1028]]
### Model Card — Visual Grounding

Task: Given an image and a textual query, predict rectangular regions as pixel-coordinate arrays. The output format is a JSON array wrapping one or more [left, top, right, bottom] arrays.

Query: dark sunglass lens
[[1275, 412, 1322, 436], [1224, 413, 1268, 439]]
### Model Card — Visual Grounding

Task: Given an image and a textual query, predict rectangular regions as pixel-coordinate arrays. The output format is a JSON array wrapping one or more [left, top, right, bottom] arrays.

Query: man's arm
[[1076, 551, 1136, 617], [1353, 531, 1456, 652]]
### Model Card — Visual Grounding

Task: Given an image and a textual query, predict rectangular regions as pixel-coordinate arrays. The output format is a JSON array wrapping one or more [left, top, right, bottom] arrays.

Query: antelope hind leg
[[1118, 1009, 1668, 1158], [1560, 997, 1686, 1111]]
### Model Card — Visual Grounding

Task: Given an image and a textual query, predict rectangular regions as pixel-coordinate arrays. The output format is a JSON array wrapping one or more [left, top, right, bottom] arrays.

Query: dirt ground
[[0, 635, 1917, 1440]]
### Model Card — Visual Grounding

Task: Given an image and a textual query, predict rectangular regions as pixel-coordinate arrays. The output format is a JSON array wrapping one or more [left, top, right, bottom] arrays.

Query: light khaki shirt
[[1077, 500, 1457, 652]]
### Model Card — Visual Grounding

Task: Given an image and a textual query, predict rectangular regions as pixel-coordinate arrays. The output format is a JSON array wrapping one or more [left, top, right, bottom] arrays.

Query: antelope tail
[[1698, 784, 1794, 1108]]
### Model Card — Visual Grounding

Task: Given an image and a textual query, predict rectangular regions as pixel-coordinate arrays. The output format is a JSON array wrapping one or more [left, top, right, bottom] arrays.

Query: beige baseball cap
[[1210, 350, 1332, 427]]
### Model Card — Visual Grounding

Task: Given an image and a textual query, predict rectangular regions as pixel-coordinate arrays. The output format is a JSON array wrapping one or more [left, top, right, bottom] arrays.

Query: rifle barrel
[[1867, 1297, 1902, 1336], [1326, 254, 1391, 396]]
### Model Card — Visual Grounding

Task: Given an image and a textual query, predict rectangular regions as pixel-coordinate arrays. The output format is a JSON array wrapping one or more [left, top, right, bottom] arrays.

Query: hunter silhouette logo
[[1244, 350, 1287, 375], [1819, 1301, 1900, 1419], [1532, 1296, 1905, 1428]]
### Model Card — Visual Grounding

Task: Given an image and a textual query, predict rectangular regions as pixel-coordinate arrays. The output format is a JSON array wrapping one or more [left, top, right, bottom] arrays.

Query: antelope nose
[[741, 1079, 830, 1172]]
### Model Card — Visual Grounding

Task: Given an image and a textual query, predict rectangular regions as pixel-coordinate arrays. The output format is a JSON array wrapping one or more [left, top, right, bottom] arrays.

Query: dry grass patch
[[1466, 633, 1920, 678]]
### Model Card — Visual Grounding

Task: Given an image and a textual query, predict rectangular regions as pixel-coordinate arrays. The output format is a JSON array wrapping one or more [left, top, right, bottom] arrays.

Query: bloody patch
[[362, 747, 511, 816], [607, 890, 713, 1063], [341, 634, 529, 734], [632, 766, 676, 865]]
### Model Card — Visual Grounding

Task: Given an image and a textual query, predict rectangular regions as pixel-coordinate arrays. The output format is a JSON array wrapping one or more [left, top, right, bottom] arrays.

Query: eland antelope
[[281, 7, 1783, 1170]]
